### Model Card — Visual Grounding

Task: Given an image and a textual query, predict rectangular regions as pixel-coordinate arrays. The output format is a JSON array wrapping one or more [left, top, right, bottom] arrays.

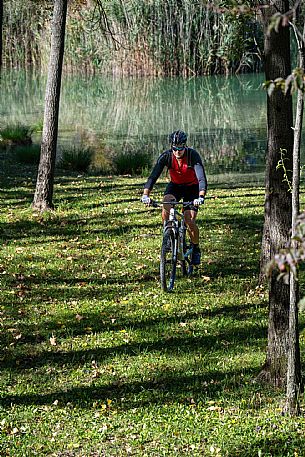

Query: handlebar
[[150, 200, 194, 208]]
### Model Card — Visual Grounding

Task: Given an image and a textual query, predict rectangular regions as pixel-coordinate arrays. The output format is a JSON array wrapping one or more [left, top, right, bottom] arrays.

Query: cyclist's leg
[[162, 194, 176, 222], [182, 184, 200, 242], [185, 209, 201, 265], [162, 183, 181, 222], [184, 209, 199, 244], [183, 184, 201, 265]]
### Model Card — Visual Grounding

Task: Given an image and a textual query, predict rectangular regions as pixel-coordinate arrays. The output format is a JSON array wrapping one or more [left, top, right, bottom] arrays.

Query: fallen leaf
[[202, 275, 211, 282], [50, 334, 57, 346]]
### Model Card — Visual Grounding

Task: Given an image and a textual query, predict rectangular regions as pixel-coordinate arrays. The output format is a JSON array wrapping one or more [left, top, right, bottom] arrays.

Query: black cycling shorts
[[164, 182, 199, 211]]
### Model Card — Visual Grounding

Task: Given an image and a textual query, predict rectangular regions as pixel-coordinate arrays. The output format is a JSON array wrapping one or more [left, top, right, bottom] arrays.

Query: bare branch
[[93, 0, 122, 50]]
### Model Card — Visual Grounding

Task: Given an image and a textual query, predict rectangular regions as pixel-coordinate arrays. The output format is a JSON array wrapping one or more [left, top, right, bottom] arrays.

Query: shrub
[[92, 148, 113, 175], [31, 119, 44, 133], [58, 146, 94, 172], [0, 124, 33, 145], [113, 150, 152, 176], [14, 144, 41, 164]]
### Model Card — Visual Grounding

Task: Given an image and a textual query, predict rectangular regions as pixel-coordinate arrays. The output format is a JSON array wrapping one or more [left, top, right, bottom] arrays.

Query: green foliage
[[3, 0, 263, 75], [31, 119, 44, 133], [14, 144, 41, 164], [113, 149, 152, 175], [271, 211, 305, 283], [57, 146, 94, 172], [0, 124, 33, 144], [91, 148, 114, 175], [264, 68, 305, 96], [276, 148, 293, 193], [2, 0, 52, 69]]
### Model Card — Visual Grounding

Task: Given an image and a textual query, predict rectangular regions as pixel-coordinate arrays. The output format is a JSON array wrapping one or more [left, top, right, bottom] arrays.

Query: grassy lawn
[[1, 157, 305, 456]]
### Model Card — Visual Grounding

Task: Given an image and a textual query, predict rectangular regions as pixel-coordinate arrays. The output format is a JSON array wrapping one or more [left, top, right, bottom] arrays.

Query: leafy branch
[[276, 148, 293, 192], [269, 211, 305, 285], [263, 68, 305, 96]]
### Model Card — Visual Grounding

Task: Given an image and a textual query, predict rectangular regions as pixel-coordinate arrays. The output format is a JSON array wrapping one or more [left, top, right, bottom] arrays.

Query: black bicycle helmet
[[170, 130, 187, 145]]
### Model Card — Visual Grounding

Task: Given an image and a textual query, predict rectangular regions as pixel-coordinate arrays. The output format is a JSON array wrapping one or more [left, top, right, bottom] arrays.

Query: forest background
[[2, 0, 264, 76]]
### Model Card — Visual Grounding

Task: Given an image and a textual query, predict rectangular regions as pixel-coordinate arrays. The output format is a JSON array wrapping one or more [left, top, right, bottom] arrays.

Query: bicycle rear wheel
[[160, 229, 177, 292]]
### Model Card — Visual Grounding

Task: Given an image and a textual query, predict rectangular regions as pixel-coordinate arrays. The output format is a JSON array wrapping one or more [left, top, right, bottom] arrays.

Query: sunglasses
[[172, 145, 185, 151]]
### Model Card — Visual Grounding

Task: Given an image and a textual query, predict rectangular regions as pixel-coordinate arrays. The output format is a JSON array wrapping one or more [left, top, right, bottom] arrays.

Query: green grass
[[1, 161, 305, 456], [14, 144, 41, 164]]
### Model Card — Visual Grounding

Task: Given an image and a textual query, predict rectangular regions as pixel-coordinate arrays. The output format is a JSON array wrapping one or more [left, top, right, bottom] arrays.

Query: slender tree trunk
[[258, 1, 294, 387], [0, 0, 3, 71], [32, 0, 68, 212], [284, 21, 305, 416]]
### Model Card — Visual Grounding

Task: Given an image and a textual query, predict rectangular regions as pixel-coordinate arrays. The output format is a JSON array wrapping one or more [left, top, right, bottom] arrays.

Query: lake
[[0, 70, 267, 176]]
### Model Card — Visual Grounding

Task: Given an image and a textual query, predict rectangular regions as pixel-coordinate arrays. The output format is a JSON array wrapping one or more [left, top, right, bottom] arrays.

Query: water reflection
[[0, 70, 267, 174]]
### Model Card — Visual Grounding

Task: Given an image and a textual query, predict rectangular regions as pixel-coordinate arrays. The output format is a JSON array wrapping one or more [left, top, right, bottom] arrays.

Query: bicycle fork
[[163, 220, 178, 263]]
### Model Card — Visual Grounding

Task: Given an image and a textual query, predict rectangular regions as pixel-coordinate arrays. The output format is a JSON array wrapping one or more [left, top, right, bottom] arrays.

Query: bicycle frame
[[153, 200, 194, 291], [165, 206, 188, 262]]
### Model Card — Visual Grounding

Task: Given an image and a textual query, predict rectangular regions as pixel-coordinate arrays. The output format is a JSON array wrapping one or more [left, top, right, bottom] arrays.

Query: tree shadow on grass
[[0, 206, 160, 243], [1, 313, 268, 370], [201, 211, 263, 279], [204, 211, 263, 232], [0, 366, 259, 409], [228, 435, 305, 457], [1, 260, 266, 333], [1, 202, 159, 255], [0, 187, 34, 208]]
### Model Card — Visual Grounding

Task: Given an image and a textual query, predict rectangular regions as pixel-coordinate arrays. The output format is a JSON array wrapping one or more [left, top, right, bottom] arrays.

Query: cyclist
[[141, 130, 207, 265]]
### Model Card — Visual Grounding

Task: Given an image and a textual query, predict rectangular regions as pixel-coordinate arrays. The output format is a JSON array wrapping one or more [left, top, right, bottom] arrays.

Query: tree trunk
[[32, 0, 68, 212], [258, 1, 294, 387], [284, 21, 305, 416], [0, 0, 3, 71]]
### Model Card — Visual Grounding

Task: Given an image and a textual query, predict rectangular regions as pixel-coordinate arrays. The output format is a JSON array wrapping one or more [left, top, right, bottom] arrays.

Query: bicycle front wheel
[[180, 230, 187, 276], [160, 229, 177, 292]]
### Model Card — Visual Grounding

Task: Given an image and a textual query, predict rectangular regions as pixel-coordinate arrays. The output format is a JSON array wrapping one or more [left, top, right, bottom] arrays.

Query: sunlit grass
[[1, 164, 305, 456]]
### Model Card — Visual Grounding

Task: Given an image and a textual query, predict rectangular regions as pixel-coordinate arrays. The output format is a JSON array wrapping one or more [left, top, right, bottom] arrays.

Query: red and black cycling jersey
[[144, 147, 207, 193], [169, 153, 198, 186]]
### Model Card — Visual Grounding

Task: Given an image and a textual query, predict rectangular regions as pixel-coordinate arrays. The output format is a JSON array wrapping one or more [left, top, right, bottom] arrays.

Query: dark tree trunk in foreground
[[284, 21, 305, 416], [33, 0, 67, 212], [258, 1, 294, 387], [0, 0, 3, 70]]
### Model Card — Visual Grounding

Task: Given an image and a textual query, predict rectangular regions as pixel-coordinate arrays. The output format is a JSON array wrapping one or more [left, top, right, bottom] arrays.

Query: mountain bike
[[152, 200, 195, 292]]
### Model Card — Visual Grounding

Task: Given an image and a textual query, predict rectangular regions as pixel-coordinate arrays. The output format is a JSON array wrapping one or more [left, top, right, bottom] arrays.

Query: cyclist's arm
[[189, 149, 207, 197], [143, 152, 169, 194], [194, 163, 207, 197]]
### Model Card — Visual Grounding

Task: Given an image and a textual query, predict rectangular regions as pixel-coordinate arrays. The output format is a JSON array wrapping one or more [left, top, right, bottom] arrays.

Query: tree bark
[[284, 20, 305, 416], [32, 0, 68, 212], [258, 1, 294, 387], [0, 0, 3, 71]]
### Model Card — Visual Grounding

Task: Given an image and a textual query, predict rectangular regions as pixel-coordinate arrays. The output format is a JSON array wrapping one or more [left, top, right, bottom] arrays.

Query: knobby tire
[[160, 229, 177, 292]]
